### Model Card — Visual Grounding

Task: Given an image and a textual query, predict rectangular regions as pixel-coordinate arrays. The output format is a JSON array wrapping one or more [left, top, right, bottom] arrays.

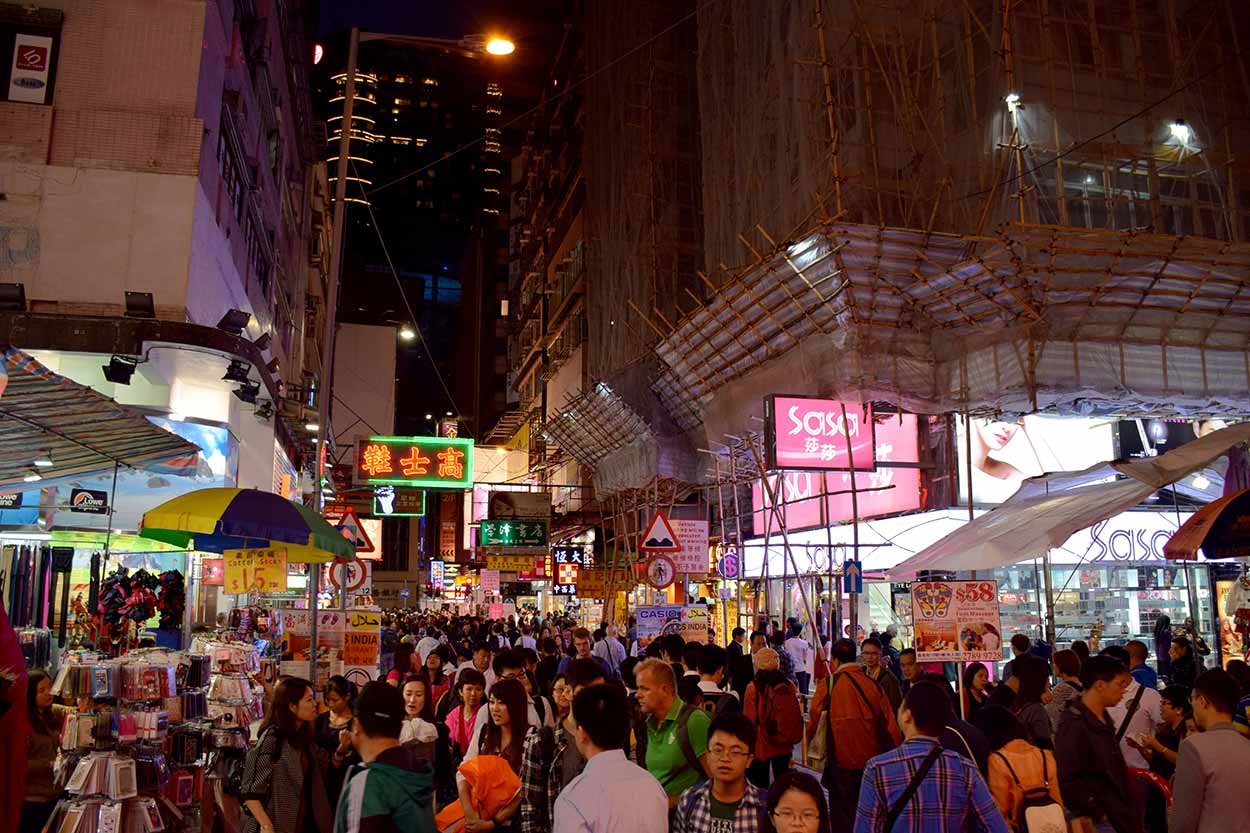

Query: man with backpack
[[743, 648, 802, 787], [519, 659, 606, 833], [635, 657, 712, 809], [854, 682, 1008, 833], [807, 639, 902, 831], [697, 644, 740, 716]]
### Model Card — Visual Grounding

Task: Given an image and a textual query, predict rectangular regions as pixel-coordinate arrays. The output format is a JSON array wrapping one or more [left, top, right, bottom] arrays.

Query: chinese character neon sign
[[480, 519, 549, 547], [355, 436, 475, 489]]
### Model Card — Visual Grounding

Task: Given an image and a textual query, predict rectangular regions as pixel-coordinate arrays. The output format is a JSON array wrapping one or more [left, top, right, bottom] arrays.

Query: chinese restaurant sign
[[911, 580, 1002, 663], [480, 519, 549, 547], [355, 436, 474, 489], [765, 396, 876, 471]]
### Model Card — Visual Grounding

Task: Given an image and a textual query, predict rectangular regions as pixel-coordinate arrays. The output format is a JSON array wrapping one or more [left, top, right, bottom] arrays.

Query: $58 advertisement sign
[[911, 580, 1002, 663]]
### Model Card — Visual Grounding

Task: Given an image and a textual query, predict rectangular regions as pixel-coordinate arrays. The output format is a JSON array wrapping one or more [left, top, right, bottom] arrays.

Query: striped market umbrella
[[138, 487, 353, 563]]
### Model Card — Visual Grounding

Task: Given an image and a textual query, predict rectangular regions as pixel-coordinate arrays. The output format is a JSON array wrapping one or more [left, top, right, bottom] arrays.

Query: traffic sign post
[[842, 559, 863, 594], [639, 511, 681, 553]]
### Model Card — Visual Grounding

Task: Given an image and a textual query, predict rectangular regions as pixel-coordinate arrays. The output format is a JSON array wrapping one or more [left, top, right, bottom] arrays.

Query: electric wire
[[349, 159, 462, 418]]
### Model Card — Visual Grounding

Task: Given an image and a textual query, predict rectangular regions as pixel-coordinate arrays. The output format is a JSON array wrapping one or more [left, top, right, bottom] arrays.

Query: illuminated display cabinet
[[354, 436, 475, 489]]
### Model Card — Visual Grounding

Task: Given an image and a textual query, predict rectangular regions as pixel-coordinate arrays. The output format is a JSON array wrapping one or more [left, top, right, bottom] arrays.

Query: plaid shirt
[[674, 781, 766, 833], [853, 738, 1009, 833], [519, 724, 582, 833]]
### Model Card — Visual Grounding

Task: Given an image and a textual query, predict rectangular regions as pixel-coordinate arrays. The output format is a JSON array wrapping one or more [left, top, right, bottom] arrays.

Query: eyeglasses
[[707, 745, 751, 760], [771, 811, 821, 826]]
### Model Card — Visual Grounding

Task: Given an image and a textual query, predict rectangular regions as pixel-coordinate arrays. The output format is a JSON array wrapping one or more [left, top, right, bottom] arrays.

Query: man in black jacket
[[1055, 655, 1141, 833]]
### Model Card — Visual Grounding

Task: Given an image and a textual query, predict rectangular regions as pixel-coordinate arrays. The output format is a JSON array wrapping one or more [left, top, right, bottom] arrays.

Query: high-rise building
[[0, 0, 327, 488]]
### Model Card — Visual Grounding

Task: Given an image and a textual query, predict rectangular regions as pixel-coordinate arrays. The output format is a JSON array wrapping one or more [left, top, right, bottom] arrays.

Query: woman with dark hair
[[240, 677, 337, 833], [1045, 650, 1083, 732], [447, 668, 487, 756], [979, 705, 1062, 829], [961, 662, 994, 721], [758, 770, 831, 833], [549, 673, 572, 724], [387, 643, 417, 686], [400, 673, 439, 745], [21, 669, 77, 833], [1153, 615, 1173, 681], [458, 678, 531, 833], [314, 675, 357, 807], [1009, 655, 1052, 748], [425, 646, 452, 705]]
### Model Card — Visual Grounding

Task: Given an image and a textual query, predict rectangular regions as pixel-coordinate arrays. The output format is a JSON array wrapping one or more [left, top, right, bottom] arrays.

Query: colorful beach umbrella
[[138, 487, 354, 563], [1165, 487, 1250, 561]]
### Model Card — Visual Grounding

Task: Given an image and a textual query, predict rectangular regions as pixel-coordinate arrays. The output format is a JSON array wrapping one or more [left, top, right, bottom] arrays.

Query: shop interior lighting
[[232, 381, 260, 404], [216, 308, 251, 336], [305, 423, 319, 432], [23, 470, 42, 483], [123, 291, 156, 319], [222, 360, 252, 383], [32, 452, 53, 467], [1192, 473, 1211, 490], [1169, 119, 1192, 143], [102, 355, 138, 385]]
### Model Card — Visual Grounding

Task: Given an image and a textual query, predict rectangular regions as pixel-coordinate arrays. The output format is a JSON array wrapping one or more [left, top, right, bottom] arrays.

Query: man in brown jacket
[[807, 638, 902, 832]]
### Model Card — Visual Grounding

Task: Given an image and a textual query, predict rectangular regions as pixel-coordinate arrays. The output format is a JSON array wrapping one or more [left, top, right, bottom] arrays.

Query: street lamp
[[485, 38, 515, 56]]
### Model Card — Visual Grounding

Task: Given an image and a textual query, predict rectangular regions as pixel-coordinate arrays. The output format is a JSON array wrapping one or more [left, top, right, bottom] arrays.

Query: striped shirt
[[853, 737, 1009, 833]]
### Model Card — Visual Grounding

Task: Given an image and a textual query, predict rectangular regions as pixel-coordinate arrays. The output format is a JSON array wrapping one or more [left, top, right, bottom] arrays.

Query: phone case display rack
[[46, 649, 212, 833]]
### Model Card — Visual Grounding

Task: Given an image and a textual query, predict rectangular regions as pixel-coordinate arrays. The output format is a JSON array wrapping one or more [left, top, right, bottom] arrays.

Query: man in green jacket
[[335, 681, 437, 833]]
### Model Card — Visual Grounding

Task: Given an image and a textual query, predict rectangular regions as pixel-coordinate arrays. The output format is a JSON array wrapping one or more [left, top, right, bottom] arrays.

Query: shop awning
[[887, 421, 1250, 576], [0, 346, 201, 491]]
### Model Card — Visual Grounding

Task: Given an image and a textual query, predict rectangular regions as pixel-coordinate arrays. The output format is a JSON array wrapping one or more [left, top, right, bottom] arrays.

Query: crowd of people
[[19, 609, 1250, 833]]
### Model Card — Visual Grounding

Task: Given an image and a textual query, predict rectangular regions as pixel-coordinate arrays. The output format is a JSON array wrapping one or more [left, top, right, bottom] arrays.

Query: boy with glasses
[[674, 713, 766, 833]]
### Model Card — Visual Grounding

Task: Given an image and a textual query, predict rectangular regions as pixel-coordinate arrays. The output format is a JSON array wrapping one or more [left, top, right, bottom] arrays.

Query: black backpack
[[699, 689, 740, 717], [633, 702, 706, 785]]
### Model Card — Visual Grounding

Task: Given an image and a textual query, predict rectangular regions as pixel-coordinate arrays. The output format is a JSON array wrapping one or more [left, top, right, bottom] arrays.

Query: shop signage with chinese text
[[765, 396, 876, 471], [480, 519, 548, 547], [355, 436, 474, 489]]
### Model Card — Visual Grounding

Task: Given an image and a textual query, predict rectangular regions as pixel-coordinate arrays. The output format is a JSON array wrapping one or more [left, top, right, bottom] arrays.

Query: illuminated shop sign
[[765, 396, 876, 471], [354, 436, 474, 489], [480, 519, 548, 547]]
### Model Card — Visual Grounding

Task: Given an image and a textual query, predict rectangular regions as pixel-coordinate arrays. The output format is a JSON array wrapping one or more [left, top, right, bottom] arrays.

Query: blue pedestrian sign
[[843, 559, 863, 594]]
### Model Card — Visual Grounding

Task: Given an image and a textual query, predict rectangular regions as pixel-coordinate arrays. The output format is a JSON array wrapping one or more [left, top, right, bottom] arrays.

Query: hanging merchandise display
[[1226, 568, 1250, 635], [94, 569, 187, 656], [45, 648, 212, 833]]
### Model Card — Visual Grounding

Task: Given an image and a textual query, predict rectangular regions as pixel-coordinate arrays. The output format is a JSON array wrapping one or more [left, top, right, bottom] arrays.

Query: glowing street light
[[485, 38, 515, 56]]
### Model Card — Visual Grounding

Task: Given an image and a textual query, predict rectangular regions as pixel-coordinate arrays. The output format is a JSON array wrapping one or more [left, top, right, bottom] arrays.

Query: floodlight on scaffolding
[[1004, 91, 1021, 111], [398, 324, 416, 341], [485, 38, 515, 56], [1169, 119, 1192, 144]]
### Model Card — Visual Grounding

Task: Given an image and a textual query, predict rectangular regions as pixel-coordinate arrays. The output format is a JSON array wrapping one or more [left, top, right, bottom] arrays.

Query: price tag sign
[[223, 548, 288, 595]]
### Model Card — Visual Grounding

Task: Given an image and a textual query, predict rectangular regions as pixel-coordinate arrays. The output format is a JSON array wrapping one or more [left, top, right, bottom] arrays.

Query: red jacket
[[744, 672, 803, 761], [806, 665, 902, 770]]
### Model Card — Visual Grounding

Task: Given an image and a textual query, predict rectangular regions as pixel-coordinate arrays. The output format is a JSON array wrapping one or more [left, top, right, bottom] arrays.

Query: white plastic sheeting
[[887, 422, 1250, 576]]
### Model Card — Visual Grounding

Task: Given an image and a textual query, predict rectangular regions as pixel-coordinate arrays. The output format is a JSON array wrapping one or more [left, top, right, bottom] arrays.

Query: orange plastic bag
[[435, 755, 522, 833]]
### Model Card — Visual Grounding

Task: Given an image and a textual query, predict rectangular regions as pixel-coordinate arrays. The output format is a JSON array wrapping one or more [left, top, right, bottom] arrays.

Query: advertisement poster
[[343, 610, 381, 667], [956, 415, 1115, 504], [9, 33, 53, 104], [636, 605, 710, 646], [223, 549, 288, 595], [480, 569, 500, 594], [487, 490, 551, 519], [912, 580, 1002, 662]]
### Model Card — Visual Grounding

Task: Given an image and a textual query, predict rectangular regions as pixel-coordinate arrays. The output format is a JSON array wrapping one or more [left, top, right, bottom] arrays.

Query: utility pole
[[311, 27, 359, 685]]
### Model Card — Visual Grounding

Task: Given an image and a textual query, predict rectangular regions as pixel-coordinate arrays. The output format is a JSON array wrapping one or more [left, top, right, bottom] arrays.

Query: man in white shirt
[[783, 626, 814, 695], [1107, 666, 1162, 769], [456, 642, 496, 690], [553, 683, 668, 833], [515, 623, 538, 652], [592, 626, 626, 670]]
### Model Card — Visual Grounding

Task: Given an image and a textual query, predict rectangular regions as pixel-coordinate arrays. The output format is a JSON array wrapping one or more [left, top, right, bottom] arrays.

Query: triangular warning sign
[[639, 510, 681, 553], [334, 506, 375, 553]]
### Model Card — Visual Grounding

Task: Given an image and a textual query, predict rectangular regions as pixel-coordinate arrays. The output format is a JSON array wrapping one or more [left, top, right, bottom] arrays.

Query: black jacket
[[1055, 700, 1142, 833]]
